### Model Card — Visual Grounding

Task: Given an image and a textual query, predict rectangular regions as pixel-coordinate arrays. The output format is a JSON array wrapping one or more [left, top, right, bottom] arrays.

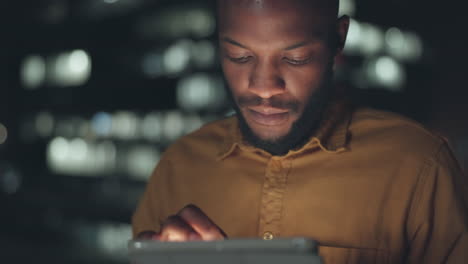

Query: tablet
[[128, 238, 322, 264]]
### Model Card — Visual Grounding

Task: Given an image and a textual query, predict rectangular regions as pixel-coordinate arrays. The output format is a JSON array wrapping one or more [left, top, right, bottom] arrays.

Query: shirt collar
[[216, 99, 353, 160]]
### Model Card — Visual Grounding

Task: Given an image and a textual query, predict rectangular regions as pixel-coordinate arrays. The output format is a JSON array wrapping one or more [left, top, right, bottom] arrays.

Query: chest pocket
[[318, 245, 389, 264]]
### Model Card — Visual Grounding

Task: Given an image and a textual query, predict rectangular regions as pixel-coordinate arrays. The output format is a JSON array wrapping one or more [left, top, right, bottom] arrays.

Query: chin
[[250, 126, 289, 142]]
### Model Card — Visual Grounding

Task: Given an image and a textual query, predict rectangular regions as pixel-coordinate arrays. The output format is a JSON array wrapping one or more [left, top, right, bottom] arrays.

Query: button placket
[[258, 157, 288, 239]]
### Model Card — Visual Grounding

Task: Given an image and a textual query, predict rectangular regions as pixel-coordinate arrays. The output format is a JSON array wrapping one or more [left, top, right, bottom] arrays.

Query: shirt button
[[263, 231, 274, 240]]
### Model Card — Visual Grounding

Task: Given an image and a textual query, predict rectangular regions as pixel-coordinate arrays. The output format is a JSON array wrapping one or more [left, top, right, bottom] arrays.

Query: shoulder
[[348, 107, 447, 160], [162, 115, 236, 161]]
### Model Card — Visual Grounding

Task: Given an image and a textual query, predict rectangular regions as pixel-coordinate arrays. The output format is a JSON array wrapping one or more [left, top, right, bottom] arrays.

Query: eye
[[284, 57, 313, 66], [227, 55, 252, 64]]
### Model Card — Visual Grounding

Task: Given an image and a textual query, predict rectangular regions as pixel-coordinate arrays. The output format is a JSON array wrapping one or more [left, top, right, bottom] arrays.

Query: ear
[[335, 15, 350, 54]]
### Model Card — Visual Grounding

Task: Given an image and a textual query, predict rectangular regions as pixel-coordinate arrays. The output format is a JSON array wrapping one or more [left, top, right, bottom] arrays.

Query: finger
[[177, 204, 227, 241], [152, 232, 162, 240], [136, 231, 158, 240], [159, 215, 202, 242]]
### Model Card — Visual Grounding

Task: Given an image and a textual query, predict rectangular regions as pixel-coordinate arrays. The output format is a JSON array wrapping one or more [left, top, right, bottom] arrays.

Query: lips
[[246, 107, 290, 126]]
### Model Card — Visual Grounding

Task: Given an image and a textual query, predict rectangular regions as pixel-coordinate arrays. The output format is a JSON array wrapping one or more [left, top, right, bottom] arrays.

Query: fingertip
[[152, 233, 162, 240], [189, 232, 201, 241]]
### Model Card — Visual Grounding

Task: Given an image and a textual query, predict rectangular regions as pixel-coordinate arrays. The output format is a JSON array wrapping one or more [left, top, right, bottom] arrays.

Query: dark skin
[[137, 0, 349, 241]]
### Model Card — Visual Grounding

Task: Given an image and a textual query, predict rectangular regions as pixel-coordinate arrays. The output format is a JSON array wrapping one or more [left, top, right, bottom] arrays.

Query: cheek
[[221, 61, 250, 95], [282, 65, 326, 100]]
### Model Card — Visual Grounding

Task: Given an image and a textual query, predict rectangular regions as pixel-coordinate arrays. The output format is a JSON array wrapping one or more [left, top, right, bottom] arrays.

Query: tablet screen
[[128, 238, 322, 264]]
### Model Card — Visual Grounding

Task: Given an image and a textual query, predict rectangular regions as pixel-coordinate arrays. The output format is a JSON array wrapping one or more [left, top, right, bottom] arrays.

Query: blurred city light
[[111, 111, 139, 140], [177, 73, 226, 111], [35, 111, 55, 138], [54, 118, 76, 138], [125, 146, 160, 181], [137, 7, 215, 39], [186, 8, 216, 38], [162, 111, 185, 142], [142, 52, 164, 78], [343, 18, 362, 55], [365, 56, 406, 91], [91, 112, 113, 137], [96, 223, 132, 258], [339, 0, 356, 16], [0, 163, 22, 195], [0, 123, 7, 144], [47, 49, 92, 87], [141, 112, 163, 142], [47, 137, 117, 176], [344, 20, 385, 56], [68, 138, 88, 163], [48, 137, 70, 164], [21, 55, 46, 89], [344, 19, 385, 57], [184, 114, 204, 134], [191, 40, 216, 68], [143, 40, 216, 78], [359, 23, 385, 55], [81, 0, 145, 20], [163, 39, 192, 75], [385, 28, 423, 62]]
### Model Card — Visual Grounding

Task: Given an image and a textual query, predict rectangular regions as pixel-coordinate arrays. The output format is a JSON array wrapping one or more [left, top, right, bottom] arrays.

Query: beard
[[226, 68, 335, 156]]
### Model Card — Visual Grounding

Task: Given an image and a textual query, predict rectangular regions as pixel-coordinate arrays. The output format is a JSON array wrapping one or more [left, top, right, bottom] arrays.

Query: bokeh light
[[366, 56, 406, 91], [47, 49, 92, 87], [0, 123, 7, 145], [21, 55, 46, 89], [177, 73, 226, 111]]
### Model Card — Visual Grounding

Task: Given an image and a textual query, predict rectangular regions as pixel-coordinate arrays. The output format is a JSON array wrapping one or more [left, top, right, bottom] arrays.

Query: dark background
[[0, 0, 467, 263]]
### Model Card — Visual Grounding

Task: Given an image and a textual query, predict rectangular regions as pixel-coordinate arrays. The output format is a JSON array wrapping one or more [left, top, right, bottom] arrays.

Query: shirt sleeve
[[131, 154, 169, 238], [406, 142, 468, 263]]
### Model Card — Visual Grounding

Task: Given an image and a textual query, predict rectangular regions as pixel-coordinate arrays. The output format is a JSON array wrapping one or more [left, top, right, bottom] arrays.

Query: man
[[132, 0, 468, 263]]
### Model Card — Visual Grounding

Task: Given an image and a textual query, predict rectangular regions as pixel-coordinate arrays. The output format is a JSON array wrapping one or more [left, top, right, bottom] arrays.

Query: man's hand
[[137, 204, 227, 242]]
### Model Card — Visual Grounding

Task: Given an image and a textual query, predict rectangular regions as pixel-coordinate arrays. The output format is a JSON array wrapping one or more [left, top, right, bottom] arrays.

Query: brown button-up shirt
[[132, 102, 468, 263]]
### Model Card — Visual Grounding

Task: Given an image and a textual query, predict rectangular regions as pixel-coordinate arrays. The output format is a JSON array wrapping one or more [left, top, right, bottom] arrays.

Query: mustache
[[237, 95, 300, 113]]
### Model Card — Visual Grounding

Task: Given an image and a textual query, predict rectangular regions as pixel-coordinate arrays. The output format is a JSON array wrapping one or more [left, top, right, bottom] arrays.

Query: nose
[[248, 59, 285, 99]]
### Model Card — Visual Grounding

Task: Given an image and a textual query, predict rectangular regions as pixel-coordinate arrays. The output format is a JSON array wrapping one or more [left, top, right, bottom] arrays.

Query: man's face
[[218, 0, 346, 155]]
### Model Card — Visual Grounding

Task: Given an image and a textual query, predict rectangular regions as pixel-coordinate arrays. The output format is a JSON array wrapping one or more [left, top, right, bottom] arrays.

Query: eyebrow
[[222, 37, 321, 51], [222, 37, 248, 49], [284, 41, 315, 51]]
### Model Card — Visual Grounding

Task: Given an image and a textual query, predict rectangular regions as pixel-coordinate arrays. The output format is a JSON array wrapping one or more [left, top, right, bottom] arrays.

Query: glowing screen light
[[21, 55, 46, 89]]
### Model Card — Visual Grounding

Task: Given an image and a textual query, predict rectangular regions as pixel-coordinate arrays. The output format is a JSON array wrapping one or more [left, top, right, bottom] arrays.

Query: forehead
[[218, 0, 334, 44]]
